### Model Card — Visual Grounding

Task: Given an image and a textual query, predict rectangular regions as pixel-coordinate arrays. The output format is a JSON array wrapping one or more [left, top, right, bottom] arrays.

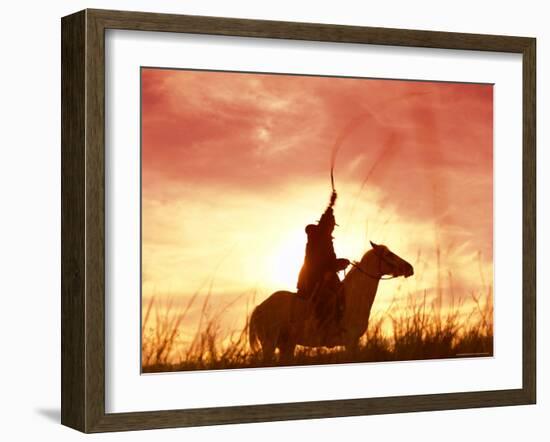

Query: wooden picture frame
[[61, 8, 536, 433]]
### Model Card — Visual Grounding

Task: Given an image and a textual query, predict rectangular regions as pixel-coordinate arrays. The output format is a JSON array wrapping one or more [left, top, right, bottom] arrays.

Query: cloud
[[141, 68, 493, 332]]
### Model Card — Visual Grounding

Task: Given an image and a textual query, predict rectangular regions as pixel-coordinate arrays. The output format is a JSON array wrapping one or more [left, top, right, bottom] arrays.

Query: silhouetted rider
[[297, 191, 349, 324]]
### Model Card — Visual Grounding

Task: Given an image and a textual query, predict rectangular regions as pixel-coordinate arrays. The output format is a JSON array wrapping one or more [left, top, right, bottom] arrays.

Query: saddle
[[297, 280, 345, 334]]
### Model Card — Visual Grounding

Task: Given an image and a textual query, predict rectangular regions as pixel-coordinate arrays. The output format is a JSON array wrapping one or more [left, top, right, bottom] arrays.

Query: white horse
[[249, 241, 414, 362]]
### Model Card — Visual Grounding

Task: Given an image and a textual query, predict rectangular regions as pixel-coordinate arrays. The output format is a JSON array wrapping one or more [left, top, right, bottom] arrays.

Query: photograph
[[140, 68, 494, 373], [1, 0, 537, 437]]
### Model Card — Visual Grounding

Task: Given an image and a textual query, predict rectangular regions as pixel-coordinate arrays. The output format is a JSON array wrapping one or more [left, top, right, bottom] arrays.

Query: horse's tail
[[248, 306, 261, 352]]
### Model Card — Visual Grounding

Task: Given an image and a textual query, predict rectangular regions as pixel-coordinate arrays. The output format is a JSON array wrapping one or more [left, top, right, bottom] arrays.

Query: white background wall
[[0, 0, 546, 440]]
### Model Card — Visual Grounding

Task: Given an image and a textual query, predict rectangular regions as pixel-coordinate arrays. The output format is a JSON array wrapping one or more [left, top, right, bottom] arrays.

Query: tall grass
[[142, 284, 493, 373]]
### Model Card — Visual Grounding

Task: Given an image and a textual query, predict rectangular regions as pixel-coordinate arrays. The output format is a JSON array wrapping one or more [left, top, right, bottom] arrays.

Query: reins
[[349, 260, 399, 281]]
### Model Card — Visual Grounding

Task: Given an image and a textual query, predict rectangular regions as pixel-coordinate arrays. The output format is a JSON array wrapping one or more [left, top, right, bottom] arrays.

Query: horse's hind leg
[[278, 343, 296, 365], [261, 342, 276, 364]]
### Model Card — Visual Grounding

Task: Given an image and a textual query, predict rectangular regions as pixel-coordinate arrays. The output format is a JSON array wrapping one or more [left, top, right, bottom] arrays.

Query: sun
[[266, 230, 306, 292]]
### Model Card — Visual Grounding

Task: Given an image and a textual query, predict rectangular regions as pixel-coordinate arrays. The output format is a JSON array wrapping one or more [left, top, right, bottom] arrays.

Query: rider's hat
[[305, 224, 318, 235]]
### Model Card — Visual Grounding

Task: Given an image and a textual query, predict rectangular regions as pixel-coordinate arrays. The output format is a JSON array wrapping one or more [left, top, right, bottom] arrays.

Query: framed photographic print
[[61, 9, 536, 433]]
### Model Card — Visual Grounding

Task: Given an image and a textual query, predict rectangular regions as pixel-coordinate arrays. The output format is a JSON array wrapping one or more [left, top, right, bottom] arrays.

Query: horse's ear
[[370, 240, 378, 249]]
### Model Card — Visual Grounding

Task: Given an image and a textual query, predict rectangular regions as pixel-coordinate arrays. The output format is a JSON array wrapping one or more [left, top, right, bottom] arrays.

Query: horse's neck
[[342, 253, 380, 335]]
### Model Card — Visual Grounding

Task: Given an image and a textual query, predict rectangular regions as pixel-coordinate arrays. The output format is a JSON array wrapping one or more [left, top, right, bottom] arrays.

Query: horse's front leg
[[344, 336, 360, 358]]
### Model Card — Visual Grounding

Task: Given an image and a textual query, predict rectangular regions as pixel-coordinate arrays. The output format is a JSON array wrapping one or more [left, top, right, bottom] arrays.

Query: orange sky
[[141, 68, 493, 337]]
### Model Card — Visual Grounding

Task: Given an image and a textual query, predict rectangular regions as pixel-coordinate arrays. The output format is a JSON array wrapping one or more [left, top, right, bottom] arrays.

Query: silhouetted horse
[[249, 242, 413, 361]]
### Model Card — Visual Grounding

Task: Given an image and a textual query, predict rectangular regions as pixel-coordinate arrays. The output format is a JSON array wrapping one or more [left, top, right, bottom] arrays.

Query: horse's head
[[363, 241, 414, 278]]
